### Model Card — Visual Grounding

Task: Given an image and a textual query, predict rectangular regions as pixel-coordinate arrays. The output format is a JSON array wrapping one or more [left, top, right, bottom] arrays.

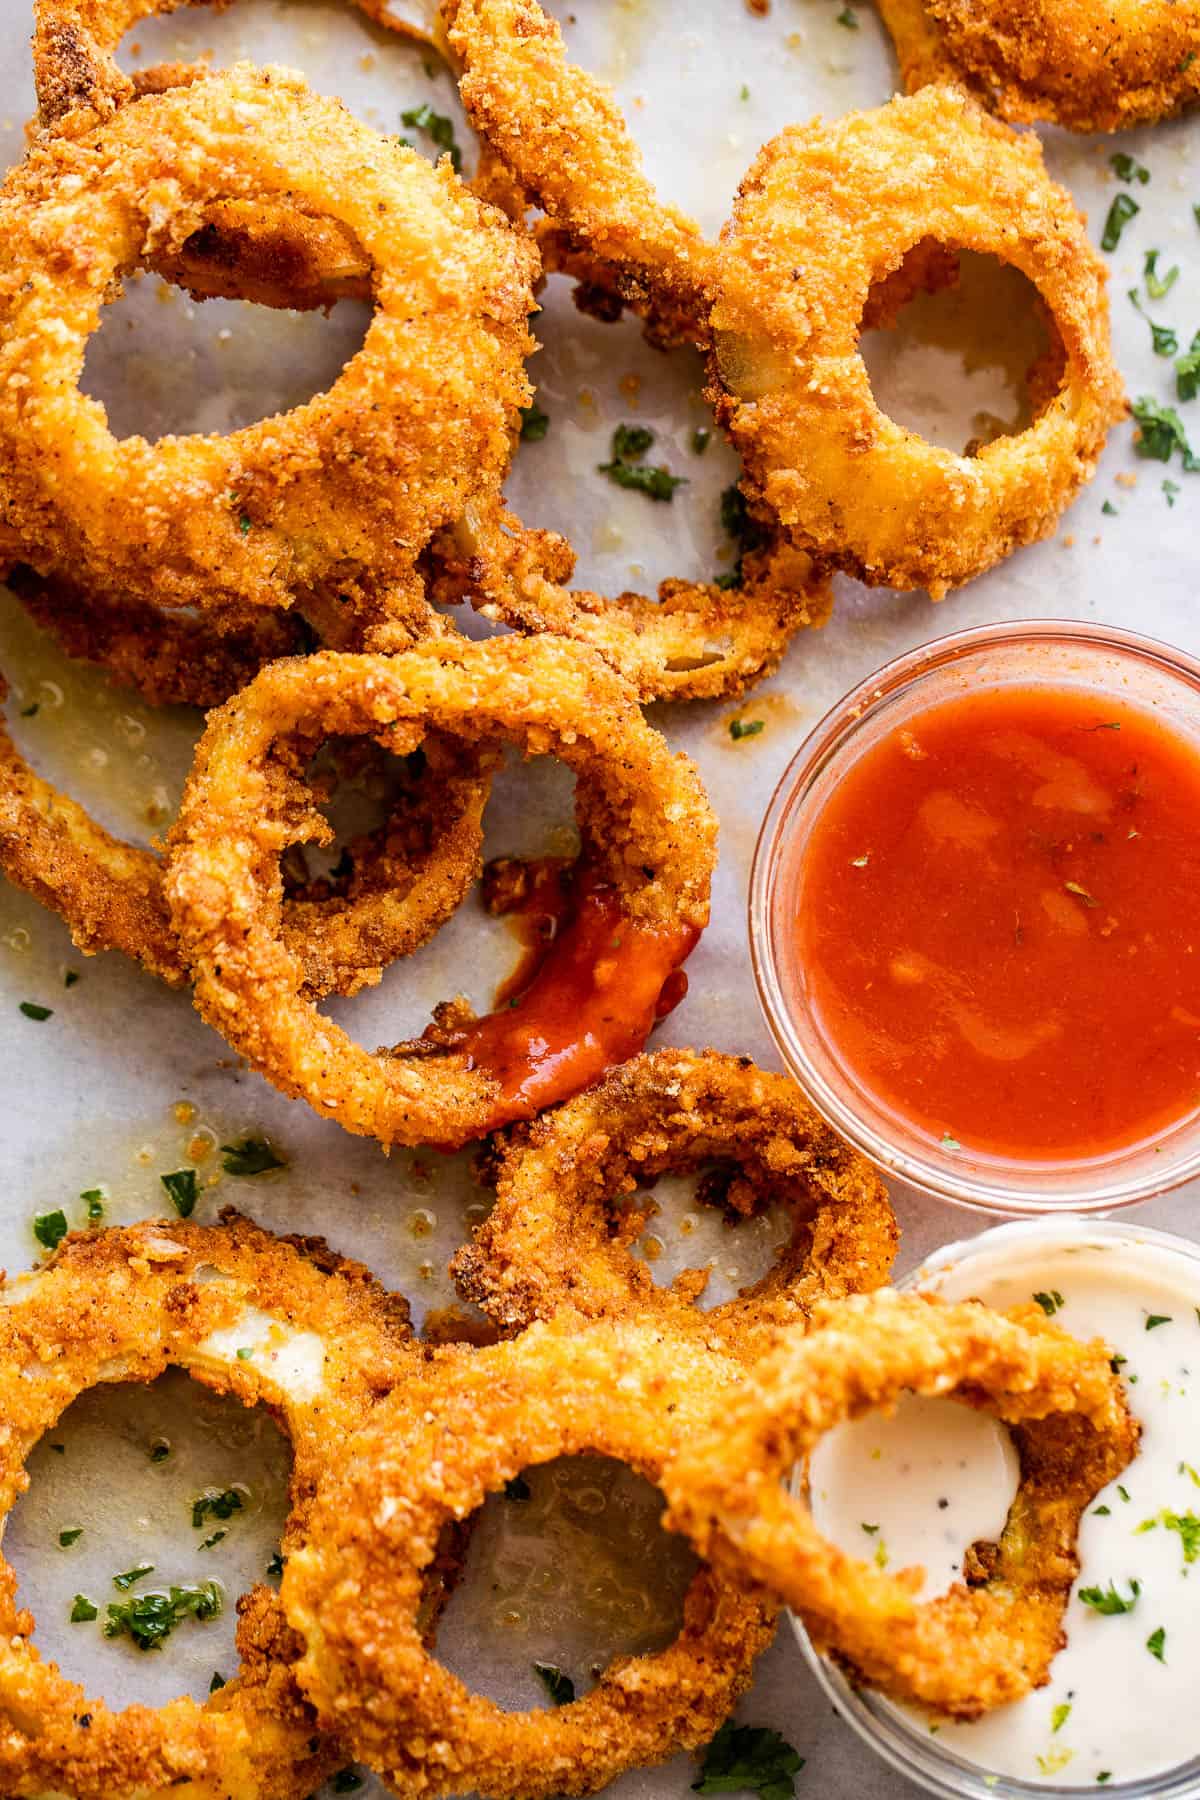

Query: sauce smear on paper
[[795, 685, 1200, 1160]]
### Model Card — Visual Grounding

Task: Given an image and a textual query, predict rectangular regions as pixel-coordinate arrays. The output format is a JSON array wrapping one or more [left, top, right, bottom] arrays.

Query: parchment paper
[[0, 2, 1198, 1794]]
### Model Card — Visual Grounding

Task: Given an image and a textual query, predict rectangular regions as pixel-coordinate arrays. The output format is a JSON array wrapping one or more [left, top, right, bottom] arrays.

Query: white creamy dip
[[808, 1220, 1200, 1788]]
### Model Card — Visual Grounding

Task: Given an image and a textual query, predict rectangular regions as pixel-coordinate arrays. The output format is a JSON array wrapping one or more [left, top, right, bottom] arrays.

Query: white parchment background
[[0, 2, 1198, 1794]]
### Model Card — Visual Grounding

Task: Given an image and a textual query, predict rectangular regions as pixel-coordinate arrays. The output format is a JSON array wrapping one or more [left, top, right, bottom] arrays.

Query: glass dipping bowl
[[748, 619, 1200, 1215], [790, 1217, 1200, 1800]]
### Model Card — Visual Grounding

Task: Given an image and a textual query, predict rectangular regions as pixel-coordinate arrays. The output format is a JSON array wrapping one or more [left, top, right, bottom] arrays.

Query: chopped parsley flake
[[59, 1528, 83, 1548], [1101, 193, 1140, 251], [1147, 1626, 1167, 1663], [1145, 249, 1180, 300], [1034, 1290, 1065, 1317], [1052, 1702, 1072, 1734], [1131, 396, 1199, 468], [1176, 335, 1200, 402], [113, 1564, 154, 1591], [693, 1722, 805, 1800], [81, 1188, 105, 1223], [160, 1169, 198, 1218], [236, 1346, 255, 1361], [1138, 1508, 1200, 1563], [691, 428, 711, 455], [19, 1001, 52, 1021], [266, 1551, 285, 1578], [1150, 321, 1180, 357], [220, 1137, 286, 1177], [519, 402, 550, 443], [533, 1662, 576, 1706], [860, 1522, 880, 1535], [729, 718, 764, 741], [1145, 1314, 1173, 1330], [1110, 152, 1150, 186], [209, 1671, 226, 1693], [716, 484, 767, 588], [199, 1531, 226, 1551], [598, 424, 686, 502], [1118, 1485, 1131, 1502], [1102, 500, 1119, 515], [940, 1133, 962, 1151], [192, 1489, 244, 1530], [1078, 1579, 1140, 1615], [1037, 1750, 1074, 1778], [399, 102, 462, 172], [70, 1594, 98, 1623], [104, 1581, 222, 1652], [1165, 479, 1181, 505], [150, 1441, 170, 1464], [33, 1210, 68, 1252], [836, 5, 859, 24], [63, 969, 80, 988]]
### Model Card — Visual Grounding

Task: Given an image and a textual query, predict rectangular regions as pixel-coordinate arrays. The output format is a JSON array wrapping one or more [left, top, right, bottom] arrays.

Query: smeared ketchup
[[439, 857, 698, 1130], [794, 684, 1200, 1161]]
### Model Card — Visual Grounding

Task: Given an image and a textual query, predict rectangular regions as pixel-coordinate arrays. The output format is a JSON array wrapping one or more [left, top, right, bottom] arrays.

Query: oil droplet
[[2, 926, 32, 953], [173, 1101, 196, 1126], [408, 1208, 437, 1239], [640, 1234, 665, 1264]]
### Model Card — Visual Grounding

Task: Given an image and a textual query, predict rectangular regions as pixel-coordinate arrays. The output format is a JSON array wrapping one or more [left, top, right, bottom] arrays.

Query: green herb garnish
[[729, 718, 765, 741], [33, 1210, 68, 1252], [192, 1489, 244, 1530], [400, 102, 462, 172], [113, 1563, 154, 1591], [693, 1722, 805, 1800], [220, 1138, 285, 1177], [160, 1169, 198, 1218], [1110, 153, 1150, 186], [1145, 249, 1180, 300], [70, 1594, 98, 1623], [59, 1528, 83, 1548], [533, 1662, 576, 1706], [598, 424, 686, 502], [1101, 193, 1140, 251], [1078, 1579, 1140, 1615], [1034, 1290, 1065, 1316], [519, 402, 550, 443], [716, 483, 767, 588], [1132, 396, 1199, 467], [1147, 1626, 1167, 1663], [104, 1580, 222, 1652], [19, 1002, 52, 1021], [1146, 1314, 1173, 1330]]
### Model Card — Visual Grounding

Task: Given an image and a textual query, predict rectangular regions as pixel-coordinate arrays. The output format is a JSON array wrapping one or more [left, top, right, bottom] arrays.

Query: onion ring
[[163, 638, 715, 1149], [877, 0, 1200, 132], [0, 65, 537, 644], [7, 566, 313, 709], [441, 0, 712, 315], [437, 498, 832, 704], [452, 1048, 899, 1358], [0, 673, 495, 995], [663, 1289, 1139, 1720], [708, 85, 1126, 598], [0, 1210, 413, 1800], [33, 0, 439, 129], [281, 1317, 777, 1798]]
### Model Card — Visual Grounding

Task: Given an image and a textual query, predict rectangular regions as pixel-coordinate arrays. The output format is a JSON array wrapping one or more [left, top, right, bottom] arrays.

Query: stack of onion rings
[[663, 1289, 1139, 1719], [707, 86, 1126, 598], [452, 1048, 899, 1358], [0, 1211, 413, 1800], [0, 672, 495, 994], [0, 65, 536, 647], [164, 637, 716, 1148], [281, 1317, 777, 1799], [877, 0, 1200, 132]]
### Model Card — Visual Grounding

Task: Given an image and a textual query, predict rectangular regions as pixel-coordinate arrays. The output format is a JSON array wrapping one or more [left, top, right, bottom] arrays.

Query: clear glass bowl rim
[[790, 1216, 1200, 1800], [748, 617, 1200, 1216]]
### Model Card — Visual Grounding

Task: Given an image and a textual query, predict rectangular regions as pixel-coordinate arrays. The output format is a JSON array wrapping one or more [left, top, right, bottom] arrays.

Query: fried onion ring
[[441, 0, 712, 315], [0, 66, 536, 644], [33, 0, 439, 128], [708, 86, 1126, 598], [164, 638, 715, 1149], [0, 1210, 413, 1800], [452, 1049, 898, 1358], [438, 498, 832, 704], [877, 0, 1200, 132], [281, 1318, 777, 1798], [663, 1289, 1139, 1720], [7, 566, 313, 709], [0, 674, 495, 995]]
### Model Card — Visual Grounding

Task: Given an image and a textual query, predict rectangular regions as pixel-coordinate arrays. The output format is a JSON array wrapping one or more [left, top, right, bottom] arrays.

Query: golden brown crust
[[452, 1048, 898, 1359], [709, 86, 1126, 597], [163, 638, 717, 1149], [0, 1212, 414, 1799], [663, 1290, 1139, 1720], [878, 0, 1200, 131], [0, 66, 537, 642], [0, 672, 495, 996], [282, 1318, 778, 1798]]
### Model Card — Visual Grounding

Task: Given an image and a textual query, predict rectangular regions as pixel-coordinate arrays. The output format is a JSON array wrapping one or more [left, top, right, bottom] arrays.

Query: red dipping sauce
[[793, 684, 1200, 1161]]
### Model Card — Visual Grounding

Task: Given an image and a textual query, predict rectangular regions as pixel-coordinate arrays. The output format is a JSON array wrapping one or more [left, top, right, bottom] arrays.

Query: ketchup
[[435, 858, 698, 1131], [794, 685, 1200, 1161]]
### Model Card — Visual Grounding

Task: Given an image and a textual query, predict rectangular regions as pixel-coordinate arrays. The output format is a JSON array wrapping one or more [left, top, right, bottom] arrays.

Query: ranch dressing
[[808, 1220, 1200, 1787]]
